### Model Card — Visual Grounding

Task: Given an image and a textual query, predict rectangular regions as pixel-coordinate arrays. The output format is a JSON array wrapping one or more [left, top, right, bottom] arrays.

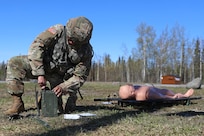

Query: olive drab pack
[[66, 16, 93, 43]]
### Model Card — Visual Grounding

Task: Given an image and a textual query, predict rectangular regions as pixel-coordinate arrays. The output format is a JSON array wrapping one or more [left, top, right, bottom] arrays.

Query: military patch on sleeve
[[48, 27, 57, 35]]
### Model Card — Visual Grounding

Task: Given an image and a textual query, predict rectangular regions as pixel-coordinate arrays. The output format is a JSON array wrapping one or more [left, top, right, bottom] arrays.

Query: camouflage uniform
[[5, 16, 93, 114]]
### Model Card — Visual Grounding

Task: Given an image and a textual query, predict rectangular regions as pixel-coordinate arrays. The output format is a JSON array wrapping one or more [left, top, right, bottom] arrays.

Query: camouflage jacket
[[28, 24, 93, 91]]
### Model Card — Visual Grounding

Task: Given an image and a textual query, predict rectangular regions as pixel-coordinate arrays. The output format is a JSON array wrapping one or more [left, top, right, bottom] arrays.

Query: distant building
[[161, 75, 181, 84]]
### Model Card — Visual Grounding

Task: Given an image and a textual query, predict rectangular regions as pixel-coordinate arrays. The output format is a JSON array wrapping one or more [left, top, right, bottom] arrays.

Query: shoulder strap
[[64, 26, 71, 52]]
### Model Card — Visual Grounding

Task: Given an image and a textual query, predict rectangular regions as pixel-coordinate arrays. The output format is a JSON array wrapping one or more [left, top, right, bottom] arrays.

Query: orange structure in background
[[161, 75, 181, 84]]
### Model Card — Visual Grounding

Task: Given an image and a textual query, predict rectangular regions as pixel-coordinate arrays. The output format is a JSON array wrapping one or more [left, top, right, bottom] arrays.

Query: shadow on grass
[[19, 105, 142, 136], [121, 102, 184, 112], [76, 104, 124, 112], [42, 111, 138, 136], [18, 102, 201, 136], [165, 110, 204, 117]]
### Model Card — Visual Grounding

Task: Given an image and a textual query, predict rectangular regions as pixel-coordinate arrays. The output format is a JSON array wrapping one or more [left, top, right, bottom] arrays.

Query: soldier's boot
[[65, 93, 77, 113], [58, 96, 64, 114], [4, 94, 25, 116]]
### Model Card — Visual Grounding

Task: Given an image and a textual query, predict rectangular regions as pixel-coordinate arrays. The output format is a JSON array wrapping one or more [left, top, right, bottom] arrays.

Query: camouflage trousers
[[6, 55, 76, 95], [6, 55, 33, 95]]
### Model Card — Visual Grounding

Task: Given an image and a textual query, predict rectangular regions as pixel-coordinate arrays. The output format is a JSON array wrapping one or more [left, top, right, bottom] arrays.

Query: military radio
[[36, 87, 58, 117]]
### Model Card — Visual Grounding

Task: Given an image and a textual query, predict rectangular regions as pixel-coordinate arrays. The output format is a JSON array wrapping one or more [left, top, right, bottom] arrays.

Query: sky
[[0, 0, 204, 63]]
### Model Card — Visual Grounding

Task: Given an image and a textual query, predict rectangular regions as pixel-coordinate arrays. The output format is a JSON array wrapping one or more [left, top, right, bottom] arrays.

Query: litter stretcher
[[94, 96, 202, 107]]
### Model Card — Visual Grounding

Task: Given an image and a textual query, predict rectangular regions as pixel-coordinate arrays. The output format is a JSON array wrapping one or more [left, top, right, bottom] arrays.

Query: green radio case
[[41, 90, 58, 117]]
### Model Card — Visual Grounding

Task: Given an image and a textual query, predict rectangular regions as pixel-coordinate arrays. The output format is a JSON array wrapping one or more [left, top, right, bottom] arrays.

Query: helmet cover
[[66, 16, 93, 43]]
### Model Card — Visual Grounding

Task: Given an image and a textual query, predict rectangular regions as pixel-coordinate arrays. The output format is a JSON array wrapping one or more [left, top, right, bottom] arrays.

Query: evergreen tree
[[194, 39, 200, 78]]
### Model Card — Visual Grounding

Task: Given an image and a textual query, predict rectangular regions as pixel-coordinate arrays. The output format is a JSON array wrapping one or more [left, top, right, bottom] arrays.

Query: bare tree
[[156, 26, 170, 81], [136, 23, 156, 82]]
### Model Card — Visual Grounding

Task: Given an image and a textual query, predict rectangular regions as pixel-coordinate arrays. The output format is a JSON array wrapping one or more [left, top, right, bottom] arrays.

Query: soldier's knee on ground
[[58, 96, 64, 114], [64, 91, 78, 113]]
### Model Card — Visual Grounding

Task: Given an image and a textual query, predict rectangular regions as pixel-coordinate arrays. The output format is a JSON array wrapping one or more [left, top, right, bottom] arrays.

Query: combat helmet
[[66, 16, 93, 44]]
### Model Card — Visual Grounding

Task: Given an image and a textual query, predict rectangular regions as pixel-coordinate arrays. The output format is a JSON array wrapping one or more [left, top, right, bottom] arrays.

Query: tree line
[[0, 23, 203, 83], [88, 23, 204, 84]]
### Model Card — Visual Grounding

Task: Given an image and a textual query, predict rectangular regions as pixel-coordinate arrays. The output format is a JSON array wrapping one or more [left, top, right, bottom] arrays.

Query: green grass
[[0, 82, 203, 136]]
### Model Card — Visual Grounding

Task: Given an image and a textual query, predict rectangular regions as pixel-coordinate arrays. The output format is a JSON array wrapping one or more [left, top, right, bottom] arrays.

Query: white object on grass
[[101, 101, 112, 105], [64, 112, 96, 119], [64, 114, 80, 120], [79, 113, 96, 117]]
